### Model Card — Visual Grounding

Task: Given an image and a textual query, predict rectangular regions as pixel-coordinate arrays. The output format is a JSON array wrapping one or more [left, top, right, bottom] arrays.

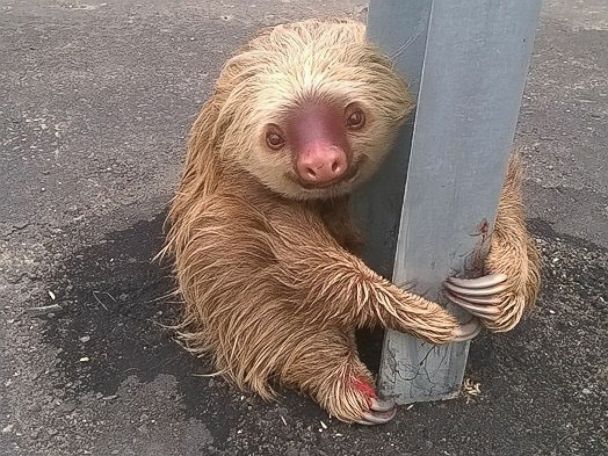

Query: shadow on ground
[[41, 210, 607, 455]]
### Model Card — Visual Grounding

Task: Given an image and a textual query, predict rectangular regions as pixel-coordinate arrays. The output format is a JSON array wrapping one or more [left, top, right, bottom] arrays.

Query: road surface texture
[[1, 1, 606, 455]]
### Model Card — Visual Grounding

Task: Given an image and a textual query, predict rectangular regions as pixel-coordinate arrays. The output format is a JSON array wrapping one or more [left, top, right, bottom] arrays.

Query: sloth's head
[[214, 20, 414, 200]]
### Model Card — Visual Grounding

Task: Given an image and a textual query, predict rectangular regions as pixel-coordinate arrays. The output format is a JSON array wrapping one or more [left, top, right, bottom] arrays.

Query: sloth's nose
[[297, 142, 348, 185]]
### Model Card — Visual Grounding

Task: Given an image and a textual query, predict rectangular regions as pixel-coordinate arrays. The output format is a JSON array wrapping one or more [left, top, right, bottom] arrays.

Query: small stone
[[47, 428, 58, 436], [582, 388, 592, 395], [2, 424, 14, 434], [29, 403, 42, 413], [58, 402, 76, 414], [79, 335, 91, 343], [112, 451, 119, 455]]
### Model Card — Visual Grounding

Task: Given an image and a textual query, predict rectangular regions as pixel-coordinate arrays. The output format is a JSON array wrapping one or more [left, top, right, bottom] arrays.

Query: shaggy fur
[[162, 19, 541, 423], [483, 153, 541, 331]]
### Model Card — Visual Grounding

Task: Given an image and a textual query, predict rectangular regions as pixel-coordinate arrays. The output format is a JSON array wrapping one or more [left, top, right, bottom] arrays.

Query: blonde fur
[[162, 19, 540, 423], [483, 153, 542, 331]]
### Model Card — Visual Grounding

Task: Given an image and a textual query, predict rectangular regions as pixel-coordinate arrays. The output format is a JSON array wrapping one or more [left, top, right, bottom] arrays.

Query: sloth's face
[[250, 97, 389, 200], [218, 21, 414, 200]]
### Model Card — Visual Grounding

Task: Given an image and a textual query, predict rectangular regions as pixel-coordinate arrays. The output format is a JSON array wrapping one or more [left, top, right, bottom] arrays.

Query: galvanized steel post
[[355, 0, 542, 403]]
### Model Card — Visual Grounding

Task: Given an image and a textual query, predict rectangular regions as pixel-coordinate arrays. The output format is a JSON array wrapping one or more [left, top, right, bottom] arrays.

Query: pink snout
[[296, 142, 348, 185]]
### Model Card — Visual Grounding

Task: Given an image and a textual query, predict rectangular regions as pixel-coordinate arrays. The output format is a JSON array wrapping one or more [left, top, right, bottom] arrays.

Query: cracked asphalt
[[1, 1, 606, 455]]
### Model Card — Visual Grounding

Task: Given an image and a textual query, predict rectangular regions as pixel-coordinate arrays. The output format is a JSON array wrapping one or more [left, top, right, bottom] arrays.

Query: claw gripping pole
[[353, 0, 542, 403]]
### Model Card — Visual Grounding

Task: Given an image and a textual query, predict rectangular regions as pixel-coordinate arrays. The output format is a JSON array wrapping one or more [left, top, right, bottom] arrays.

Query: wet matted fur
[[161, 19, 541, 423]]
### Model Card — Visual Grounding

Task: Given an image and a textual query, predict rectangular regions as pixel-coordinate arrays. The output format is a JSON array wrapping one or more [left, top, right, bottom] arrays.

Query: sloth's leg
[[280, 324, 396, 425]]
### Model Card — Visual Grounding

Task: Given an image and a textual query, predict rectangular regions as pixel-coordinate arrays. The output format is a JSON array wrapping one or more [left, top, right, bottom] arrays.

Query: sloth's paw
[[444, 273, 529, 332], [322, 375, 396, 425], [350, 377, 396, 426]]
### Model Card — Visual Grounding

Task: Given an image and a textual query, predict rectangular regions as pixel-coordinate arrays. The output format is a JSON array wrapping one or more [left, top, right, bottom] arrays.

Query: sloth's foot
[[350, 377, 396, 426], [317, 373, 396, 425]]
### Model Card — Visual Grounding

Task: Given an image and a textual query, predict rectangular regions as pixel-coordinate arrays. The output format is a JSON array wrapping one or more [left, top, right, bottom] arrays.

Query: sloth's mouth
[[288, 156, 366, 191]]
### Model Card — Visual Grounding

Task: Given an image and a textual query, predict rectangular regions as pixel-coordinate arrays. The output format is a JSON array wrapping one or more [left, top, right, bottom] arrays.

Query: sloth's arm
[[445, 153, 541, 332], [268, 207, 479, 344]]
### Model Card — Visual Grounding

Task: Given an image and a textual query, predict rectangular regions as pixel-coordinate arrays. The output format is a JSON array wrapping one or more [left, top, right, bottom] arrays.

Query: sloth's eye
[[345, 105, 365, 130], [266, 127, 286, 150]]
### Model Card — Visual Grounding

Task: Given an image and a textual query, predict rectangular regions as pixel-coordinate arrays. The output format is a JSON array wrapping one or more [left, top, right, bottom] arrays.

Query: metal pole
[[356, 0, 542, 403]]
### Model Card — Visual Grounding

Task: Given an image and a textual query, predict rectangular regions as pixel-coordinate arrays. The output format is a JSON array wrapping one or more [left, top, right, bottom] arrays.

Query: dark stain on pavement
[[41, 210, 608, 454]]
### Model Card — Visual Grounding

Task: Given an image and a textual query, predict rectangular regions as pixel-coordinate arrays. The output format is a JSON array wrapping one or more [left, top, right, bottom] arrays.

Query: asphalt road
[[1, 1, 606, 455]]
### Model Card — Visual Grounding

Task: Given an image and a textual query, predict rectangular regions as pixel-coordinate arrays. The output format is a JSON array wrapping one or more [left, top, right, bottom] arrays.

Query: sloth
[[162, 19, 541, 425]]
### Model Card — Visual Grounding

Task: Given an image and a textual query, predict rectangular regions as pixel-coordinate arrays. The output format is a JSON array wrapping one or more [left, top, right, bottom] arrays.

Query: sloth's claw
[[445, 291, 501, 317], [448, 294, 501, 305], [370, 397, 395, 413], [445, 273, 510, 321], [445, 280, 508, 297], [450, 318, 481, 341], [356, 407, 397, 425], [447, 273, 508, 289]]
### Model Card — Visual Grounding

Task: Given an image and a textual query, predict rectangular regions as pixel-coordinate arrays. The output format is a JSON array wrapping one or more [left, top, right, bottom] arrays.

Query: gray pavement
[[1, 1, 606, 455]]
